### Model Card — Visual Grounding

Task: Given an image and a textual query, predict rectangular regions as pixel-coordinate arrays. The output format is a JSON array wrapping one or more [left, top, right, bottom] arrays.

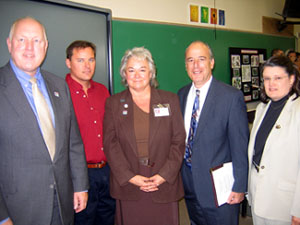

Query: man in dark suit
[[178, 41, 249, 225], [0, 17, 89, 225]]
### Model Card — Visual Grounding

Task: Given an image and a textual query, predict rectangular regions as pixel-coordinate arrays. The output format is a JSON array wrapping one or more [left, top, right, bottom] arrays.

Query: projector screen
[[0, 0, 113, 93]]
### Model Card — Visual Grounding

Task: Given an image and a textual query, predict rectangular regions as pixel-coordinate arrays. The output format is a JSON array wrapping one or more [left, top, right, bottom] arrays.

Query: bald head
[[8, 17, 47, 42], [185, 41, 214, 60]]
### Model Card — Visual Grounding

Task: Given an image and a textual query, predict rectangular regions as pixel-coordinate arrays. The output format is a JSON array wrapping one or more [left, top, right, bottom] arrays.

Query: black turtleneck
[[253, 95, 289, 166]]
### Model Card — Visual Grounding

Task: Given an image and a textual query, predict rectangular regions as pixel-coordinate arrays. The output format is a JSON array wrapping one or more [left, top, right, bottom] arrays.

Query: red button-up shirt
[[66, 74, 110, 163]]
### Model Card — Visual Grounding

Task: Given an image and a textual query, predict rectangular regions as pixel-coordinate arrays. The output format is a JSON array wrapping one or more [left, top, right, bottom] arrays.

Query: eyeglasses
[[262, 76, 289, 83]]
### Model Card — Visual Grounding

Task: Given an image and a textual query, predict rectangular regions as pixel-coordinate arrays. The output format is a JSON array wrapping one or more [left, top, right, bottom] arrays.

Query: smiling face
[[65, 47, 96, 86], [125, 56, 152, 92], [185, 42, 214, 88], [7, 18, 48, 76], [263, 66, 295, 101]]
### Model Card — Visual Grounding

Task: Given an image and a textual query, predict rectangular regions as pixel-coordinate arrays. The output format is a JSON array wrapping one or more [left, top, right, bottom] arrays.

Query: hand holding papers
[[210, 162, 234, 207]]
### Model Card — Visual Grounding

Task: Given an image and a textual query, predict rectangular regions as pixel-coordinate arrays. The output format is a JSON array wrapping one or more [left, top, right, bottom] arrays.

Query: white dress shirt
[[184, 76, 212, 143]]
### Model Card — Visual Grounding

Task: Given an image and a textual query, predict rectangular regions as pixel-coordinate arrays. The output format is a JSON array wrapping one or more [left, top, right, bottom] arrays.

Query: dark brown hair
[[260, 55, 300, 103], [66, 40, 96, 59]]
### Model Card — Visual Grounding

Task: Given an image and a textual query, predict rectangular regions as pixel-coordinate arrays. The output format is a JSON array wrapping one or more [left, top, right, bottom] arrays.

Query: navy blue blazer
[[178, 77, 249, 208]]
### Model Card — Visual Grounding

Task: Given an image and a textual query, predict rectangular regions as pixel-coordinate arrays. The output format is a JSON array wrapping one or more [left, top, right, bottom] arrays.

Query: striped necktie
[[184, 89, 200, 169]]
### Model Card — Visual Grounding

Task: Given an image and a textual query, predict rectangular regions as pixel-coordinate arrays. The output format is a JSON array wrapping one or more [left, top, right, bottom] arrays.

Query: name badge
[[153, 104, 170, 117]]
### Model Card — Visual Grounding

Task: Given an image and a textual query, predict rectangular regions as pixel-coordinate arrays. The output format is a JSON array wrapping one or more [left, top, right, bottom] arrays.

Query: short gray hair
[[119, 47, 158, 87]]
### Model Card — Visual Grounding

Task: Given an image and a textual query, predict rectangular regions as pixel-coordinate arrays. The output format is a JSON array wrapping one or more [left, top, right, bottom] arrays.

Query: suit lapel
[[248, 101, 270, 162], [117, 88, 164, 157], [0, 64, 52, 160], [148, 88, 163, 148], [195, 78, 217, 136], [249, 95, 295, 162], [251, 102, 270, 144], [0, 64, 37, 122], [118, 90, 138, 156], [262, 95, 294, 156], [0, 64, 42, 133]]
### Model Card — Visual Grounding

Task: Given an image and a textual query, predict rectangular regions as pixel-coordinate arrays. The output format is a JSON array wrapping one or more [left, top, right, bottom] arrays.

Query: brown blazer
[[103, 88, 185, 203]]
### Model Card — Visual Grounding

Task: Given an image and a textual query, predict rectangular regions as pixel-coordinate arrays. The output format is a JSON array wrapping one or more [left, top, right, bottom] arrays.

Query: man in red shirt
[[65, 40, 115, 225]]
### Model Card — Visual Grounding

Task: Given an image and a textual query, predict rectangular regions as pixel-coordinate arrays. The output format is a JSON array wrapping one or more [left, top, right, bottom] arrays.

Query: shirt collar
[[10, 59, 42, 85], [191, 75, 212, 94], [65, 73, 94, 91]]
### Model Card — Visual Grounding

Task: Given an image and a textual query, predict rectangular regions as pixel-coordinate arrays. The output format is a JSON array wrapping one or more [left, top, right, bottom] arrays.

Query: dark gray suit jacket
[[0, 63, 89, 225], [178, 77, 249, 208]]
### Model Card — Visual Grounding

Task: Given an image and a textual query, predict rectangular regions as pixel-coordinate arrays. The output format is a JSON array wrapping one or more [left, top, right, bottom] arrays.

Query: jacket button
[[261, 166, 265, 170]]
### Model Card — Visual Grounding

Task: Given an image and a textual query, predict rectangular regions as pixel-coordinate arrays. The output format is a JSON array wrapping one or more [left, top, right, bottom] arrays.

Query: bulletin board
[[230, 47, 267, 102]]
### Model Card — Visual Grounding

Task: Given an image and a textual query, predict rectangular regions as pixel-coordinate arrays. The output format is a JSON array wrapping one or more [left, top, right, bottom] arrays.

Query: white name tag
[[153, 104, 170, 117]]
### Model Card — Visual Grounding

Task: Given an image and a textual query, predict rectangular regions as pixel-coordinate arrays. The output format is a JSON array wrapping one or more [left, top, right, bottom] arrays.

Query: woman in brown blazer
[[103, 47, 186, 225]]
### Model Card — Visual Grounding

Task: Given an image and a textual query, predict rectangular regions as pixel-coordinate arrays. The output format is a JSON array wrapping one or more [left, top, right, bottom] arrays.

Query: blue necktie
[[185, 89, 200, 169]]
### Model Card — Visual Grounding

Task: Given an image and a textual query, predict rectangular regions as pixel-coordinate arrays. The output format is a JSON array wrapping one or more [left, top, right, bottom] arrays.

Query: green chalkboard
[[112, 20, 295, 94]]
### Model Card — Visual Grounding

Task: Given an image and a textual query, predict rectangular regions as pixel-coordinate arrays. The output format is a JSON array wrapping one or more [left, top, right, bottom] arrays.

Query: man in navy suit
[[178, 41, 249, 225]]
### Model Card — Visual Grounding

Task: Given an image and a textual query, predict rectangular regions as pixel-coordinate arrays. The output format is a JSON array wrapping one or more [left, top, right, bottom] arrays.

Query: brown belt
[[87, 161, 106, 169]]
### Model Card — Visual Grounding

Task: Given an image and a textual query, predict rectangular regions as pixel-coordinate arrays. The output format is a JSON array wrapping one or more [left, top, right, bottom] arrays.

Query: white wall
[[67, 0, 283, 32], [68, 0, 299, 50]]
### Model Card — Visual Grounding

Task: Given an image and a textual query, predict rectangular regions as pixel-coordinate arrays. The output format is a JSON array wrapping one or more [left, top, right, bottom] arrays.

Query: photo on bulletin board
[[232, 77, 242, 90], [233, 68, 240, 77], [231, 55, 241, 68], [252, 90, 259, 100], [242, 55, 250, 64], [252, 77, 259, 88], [252, 67, 258, 76], [241, 65, 251, 82], [229, 47, 267, 102], [251, 55, 259, 67]]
